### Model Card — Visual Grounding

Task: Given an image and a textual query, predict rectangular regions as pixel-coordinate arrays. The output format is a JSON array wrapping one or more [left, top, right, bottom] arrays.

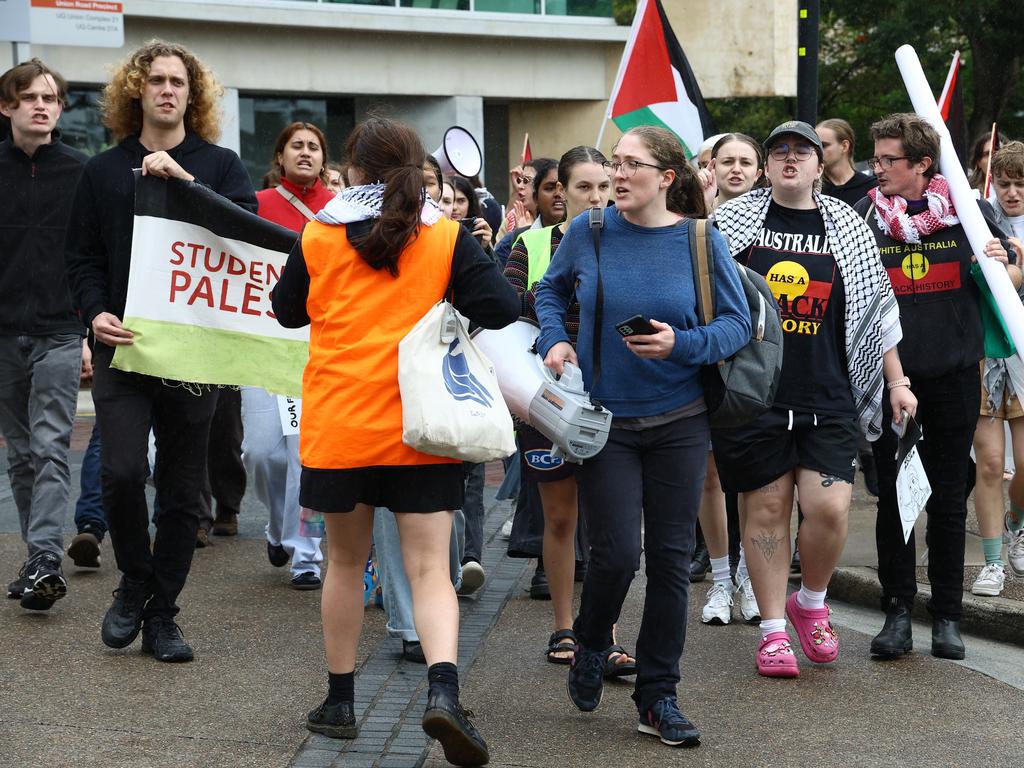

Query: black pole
[[796, 0, 820, 124]]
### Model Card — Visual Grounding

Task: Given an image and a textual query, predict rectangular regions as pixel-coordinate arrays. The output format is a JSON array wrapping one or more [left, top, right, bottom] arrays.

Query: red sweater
[[256, 177, 336, 232]]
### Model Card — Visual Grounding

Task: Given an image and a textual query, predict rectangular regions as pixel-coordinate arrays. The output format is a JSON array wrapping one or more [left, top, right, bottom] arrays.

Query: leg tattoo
[[819, 472, 852, 488], [751, 530, 782, 562]]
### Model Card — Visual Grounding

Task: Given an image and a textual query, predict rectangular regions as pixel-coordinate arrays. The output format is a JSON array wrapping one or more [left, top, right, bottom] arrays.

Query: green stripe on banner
[[612, 107, 694, 156], [112, 317, 307, 397]]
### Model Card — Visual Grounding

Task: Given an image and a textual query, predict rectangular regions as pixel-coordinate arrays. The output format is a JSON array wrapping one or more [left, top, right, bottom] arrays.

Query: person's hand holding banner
[[93, 311, 134, 346]]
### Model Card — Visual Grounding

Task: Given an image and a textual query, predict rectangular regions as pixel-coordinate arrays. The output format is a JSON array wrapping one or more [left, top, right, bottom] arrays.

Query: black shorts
[[518, 424, 576, 483], [300, 464, 465, 513], [712, 407, 859, 494]]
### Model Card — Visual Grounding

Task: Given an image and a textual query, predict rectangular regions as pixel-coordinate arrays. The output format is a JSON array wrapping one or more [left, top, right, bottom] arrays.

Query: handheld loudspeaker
[[432, 126, 482, 178]]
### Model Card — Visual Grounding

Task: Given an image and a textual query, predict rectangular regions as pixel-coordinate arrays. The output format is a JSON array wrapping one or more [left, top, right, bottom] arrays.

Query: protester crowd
[[4, 38, 1024, 767]]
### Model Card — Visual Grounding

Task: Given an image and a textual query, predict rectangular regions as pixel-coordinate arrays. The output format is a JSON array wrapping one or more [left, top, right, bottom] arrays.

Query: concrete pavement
[[2, 405, 1024, 768]]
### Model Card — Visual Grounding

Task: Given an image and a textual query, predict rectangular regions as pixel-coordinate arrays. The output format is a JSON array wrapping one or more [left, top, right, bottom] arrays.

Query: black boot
[[307, 698, 358, 739], [931, 618, 965, 660], [101, 576, 150, 648], [870, 601, 912, 658], [422, 688, 489, 767], [689, 539, 710, 583], [141, 615, 194, 662]]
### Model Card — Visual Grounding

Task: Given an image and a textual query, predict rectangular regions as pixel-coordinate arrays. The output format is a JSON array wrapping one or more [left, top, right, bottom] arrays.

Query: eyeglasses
[[768, 142, 816, 161], [602, 160, 667, 177], [866, 156, 911, 170], [514, 174, 536, 186]]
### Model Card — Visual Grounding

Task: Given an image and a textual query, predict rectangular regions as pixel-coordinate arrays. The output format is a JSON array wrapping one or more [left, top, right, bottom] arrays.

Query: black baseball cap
[[764, 120, 824, 159]]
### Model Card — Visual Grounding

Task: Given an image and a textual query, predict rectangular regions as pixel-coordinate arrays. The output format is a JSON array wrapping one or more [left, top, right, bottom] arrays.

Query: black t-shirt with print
[[741, 201, 854, 416]]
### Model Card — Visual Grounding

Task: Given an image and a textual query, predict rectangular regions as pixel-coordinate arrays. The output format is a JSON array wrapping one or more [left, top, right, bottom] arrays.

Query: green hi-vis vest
[[516, 225, 559, 291]]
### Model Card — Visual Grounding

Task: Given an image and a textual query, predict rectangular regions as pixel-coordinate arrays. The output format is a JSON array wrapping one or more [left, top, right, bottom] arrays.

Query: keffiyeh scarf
[[713, 188, 903, 441], [867, 174, 959, 244], [316, 182, 443, 226]]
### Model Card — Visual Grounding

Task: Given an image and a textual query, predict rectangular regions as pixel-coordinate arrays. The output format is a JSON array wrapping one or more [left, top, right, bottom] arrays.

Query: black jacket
[[0, 135, 87, 335], [823, 170, 879, 208], [64, 132, 257, 328]]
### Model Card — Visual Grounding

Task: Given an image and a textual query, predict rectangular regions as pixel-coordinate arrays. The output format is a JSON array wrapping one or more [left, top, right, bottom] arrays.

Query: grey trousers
[[0, 334, 82, 559]]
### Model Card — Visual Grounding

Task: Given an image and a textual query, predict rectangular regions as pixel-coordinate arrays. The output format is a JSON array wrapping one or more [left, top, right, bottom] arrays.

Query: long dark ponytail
[[345, 117, 426, 276]]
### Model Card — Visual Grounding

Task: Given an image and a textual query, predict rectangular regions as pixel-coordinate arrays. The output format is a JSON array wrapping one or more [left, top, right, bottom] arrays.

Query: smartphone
[[890, 410, 909, 439], [615, 315, 659, 337]]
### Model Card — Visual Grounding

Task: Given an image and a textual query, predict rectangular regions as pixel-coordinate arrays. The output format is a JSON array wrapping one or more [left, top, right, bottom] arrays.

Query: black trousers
[[199, 386, 246, 530], [872, 365, 979, 620], [574, 413, 708, 714], [92, 346, 218, 618]]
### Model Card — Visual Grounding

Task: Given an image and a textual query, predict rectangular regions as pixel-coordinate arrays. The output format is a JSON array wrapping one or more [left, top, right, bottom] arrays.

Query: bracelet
[[886, 376, 911, 391]]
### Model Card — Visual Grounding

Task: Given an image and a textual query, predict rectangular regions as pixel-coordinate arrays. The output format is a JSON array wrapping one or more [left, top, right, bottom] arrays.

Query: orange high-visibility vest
[[298, 217, 462, 470]]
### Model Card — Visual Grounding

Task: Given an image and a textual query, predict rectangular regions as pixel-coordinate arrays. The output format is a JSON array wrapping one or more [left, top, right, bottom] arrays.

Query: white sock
[[797, 584, 827, 610], [736, 545, 749, 581], [709, 556, 731, 587], [760, 618, 786, 638]]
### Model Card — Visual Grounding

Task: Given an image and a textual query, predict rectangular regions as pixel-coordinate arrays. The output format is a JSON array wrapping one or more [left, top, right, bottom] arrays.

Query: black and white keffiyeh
[[316, 182, 442, 226], [713, 188, 903, 441]]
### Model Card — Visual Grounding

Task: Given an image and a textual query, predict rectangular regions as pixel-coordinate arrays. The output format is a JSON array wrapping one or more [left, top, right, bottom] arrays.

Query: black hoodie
[[822, 170, 879, 208], [64, 132, 256, 328], [0, 134, 87, 335]]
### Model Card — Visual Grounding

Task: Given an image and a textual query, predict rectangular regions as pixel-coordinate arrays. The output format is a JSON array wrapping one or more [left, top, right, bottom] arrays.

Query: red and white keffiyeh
[[867, 174, 959, 244]]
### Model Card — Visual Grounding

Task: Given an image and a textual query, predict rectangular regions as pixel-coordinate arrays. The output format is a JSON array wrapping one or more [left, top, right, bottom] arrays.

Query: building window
[[60, 88, 112, 157], [239, 95, 355, 189]]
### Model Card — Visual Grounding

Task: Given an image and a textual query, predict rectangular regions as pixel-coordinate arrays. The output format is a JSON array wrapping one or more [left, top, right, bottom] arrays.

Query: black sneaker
[[306, 698, 358, 739], [267, 541, 289, 568], [19, 552, 67, 611], [101, 576, 151, 648], [291, 572, 323, 591], [141, 615, 194, 662], [566, 646, 604, 712], [529, 560, 550, 600], [638, 697, 701, 747], [7, 572, 31, 600], [422, 688, 489, 767]]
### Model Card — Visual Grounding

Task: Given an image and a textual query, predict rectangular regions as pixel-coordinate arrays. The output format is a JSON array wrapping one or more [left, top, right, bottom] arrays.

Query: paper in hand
[[894, 414, 930, 545]]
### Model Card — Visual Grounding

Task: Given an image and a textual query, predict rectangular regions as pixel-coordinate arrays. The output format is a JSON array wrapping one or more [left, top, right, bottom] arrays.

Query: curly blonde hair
[[101, 39, 222, 142]]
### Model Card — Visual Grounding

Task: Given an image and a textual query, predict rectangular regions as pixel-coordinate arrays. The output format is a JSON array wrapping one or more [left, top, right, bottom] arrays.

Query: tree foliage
[[614, 0, 1023, 161]]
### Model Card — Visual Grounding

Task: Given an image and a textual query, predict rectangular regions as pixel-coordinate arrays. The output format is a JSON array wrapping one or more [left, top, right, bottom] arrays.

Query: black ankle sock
[[327, 671, 354, 706], [427, 662, 459, 697]]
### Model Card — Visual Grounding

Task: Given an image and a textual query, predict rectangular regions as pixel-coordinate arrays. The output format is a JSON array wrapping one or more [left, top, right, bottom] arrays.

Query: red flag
[[521, 133, 532, 165], [936, 51, 968, 168]]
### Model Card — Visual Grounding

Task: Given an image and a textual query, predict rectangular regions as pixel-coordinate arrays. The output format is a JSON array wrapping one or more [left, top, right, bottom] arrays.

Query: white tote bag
[[399, 300, 516, 462]]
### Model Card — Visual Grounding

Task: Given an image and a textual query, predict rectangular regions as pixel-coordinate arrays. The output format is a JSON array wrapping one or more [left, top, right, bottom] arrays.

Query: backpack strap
[[275, 184, 317, 221], [588, 206, 605, 405], [689, 218, 716, 326]]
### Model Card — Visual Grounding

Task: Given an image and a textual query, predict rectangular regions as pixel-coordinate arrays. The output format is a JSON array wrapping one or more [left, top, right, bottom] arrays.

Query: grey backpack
[[689, 219, 784, 428]]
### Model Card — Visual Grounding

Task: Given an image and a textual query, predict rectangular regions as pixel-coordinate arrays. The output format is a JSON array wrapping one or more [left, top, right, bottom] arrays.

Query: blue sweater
[[534, 207, 750, 419]]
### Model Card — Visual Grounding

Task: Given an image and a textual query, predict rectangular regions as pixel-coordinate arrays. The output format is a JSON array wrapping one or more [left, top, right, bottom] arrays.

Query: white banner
[[29, 0, 124, 48], [126, 216, 307, 343]]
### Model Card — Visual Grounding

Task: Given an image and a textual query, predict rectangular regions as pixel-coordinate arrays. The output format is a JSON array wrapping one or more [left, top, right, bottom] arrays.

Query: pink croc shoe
[[786, 591, 839, 663], [757, 631, 799, 678]]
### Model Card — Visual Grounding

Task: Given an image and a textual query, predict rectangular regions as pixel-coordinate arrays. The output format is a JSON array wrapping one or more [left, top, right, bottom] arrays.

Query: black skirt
[[300, 463, 465, 514]]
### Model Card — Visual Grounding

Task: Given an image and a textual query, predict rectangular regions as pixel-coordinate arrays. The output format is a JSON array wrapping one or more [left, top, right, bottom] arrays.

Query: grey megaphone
[[432, 126, 482, 178]]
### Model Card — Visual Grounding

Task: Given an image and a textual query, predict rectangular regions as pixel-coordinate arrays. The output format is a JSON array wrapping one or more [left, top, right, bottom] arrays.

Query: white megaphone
[[432, 126, 482, 178]]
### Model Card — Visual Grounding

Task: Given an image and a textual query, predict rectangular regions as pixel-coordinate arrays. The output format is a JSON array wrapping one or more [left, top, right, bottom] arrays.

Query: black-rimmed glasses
[[769, 142, 816, 161], [866, 156, 911, 170]]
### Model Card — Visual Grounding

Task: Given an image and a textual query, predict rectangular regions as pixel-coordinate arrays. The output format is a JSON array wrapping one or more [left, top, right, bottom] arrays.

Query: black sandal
[[546, 629, 577, 665], [603, 644, 637, 678]]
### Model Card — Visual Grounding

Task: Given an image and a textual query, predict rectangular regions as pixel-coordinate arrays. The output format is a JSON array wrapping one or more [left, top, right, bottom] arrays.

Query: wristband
[[886, 376, 911, 391]]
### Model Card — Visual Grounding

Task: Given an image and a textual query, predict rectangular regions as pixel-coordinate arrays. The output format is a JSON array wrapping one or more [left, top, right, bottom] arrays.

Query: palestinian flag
[[606, 0, 714, 158]]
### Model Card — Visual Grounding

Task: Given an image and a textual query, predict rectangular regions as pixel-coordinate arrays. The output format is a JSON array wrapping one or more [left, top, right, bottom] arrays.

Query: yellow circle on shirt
[[765, 260, 810, 300], [902, 253, 929, 280]]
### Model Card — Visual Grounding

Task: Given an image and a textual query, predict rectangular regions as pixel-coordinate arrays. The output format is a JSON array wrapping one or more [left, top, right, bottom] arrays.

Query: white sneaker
[[1007, 529, 1024, 578], [701, 582, 733, 625], [457, 560, 486, 595], [970, 563, 1006, 596], [734, 574, 761, 622], [500, 517, 513, 540]]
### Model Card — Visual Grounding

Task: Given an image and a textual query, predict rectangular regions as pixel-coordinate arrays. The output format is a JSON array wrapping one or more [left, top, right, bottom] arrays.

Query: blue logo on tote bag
[[442, 339, 494, 408]]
